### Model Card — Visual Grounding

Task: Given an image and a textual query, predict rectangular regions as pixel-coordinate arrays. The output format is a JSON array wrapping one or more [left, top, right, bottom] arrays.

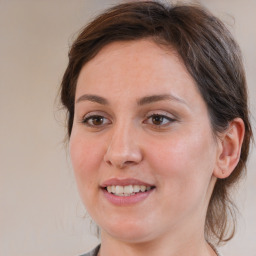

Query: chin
[[105, 228, 154, 244], [99, 216, 158, 244]]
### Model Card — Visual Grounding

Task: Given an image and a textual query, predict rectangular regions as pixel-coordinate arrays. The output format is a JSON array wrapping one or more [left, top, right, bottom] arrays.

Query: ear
[[213, 118, 245, 179]]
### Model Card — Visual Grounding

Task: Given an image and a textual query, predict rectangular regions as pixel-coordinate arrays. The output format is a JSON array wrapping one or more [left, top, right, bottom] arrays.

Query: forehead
[[76, 39, 202, 106], [78, 39, 182, 79]]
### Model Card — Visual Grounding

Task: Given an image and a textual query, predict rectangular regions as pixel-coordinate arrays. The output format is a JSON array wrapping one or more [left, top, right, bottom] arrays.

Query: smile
[[101, 178, 155, 205], [105, 185, 153, 196]]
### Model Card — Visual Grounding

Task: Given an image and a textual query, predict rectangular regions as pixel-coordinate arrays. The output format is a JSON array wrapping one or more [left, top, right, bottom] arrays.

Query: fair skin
[[70, 39, 244, 256]]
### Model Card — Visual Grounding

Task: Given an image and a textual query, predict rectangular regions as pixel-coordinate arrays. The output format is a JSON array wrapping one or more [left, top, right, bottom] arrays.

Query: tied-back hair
[[60, 1, 253, 244]]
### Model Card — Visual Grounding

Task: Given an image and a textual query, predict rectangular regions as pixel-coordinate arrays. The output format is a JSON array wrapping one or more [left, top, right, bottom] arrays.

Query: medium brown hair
[[60, 1, 252, 244]]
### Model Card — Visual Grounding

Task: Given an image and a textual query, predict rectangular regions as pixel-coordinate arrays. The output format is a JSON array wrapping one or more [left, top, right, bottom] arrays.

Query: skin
[[69, 39, 244, 256]]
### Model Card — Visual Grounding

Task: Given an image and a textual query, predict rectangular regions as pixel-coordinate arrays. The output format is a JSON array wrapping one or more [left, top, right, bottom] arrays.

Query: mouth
[[104, 185, 155, 197]]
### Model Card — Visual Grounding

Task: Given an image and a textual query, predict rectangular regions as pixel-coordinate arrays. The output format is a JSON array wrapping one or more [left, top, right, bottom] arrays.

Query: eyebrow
[[75, 93, 188, 107], [76, 94, 109, 105], [137, 94, 188, 106]]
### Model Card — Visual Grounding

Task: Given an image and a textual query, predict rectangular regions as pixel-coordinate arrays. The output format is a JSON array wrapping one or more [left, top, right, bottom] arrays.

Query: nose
[[104, 123, 143, 169]]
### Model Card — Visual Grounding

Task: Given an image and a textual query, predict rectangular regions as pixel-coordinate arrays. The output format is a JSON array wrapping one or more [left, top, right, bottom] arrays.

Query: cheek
[[145, 132, 217, 218], [145, 129, 216, 188], [70, 128, 105, 169], [69, 133, 103, 197]]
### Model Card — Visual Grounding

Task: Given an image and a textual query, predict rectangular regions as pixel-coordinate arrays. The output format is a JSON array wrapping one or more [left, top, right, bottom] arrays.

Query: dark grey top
[[80, 245, 100, 256], [80, 244, 222, 256]]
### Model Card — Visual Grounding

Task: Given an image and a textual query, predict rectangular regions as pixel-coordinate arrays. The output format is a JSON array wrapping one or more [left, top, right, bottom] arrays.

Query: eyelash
[[81, 113, 176, 128], [144, 113, 176, 127], [82, 115, 111, 127]]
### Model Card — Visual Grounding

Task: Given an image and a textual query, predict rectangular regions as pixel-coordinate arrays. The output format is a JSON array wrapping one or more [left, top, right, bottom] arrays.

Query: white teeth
[[140, 185, 146, 192], [123, 185, 133, 194], [115, 185, 123, 194], [133, 185, 140, 193], [111, 185, 116, 193], [106, 185, 153, 196]]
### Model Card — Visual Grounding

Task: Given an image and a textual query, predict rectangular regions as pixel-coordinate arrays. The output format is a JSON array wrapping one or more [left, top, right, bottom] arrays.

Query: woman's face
[[70, 39, 219, 243]]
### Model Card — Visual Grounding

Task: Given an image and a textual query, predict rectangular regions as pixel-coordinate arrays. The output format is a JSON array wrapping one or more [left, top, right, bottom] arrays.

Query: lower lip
[[101, 188, 154, 206]]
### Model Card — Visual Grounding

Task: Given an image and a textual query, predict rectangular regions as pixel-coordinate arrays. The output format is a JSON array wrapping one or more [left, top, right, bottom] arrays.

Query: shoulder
[[79, 244, 100, 256]]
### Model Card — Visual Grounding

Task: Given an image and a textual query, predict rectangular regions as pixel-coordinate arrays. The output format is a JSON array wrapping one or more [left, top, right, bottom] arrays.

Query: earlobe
[[213, 118, 245, 179]]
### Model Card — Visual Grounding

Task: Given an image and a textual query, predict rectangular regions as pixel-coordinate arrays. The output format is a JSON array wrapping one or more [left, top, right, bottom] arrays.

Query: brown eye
[[151, 115, 164, 125], [83, 115, 111, 127], [144, 114, 176, 127], [91, 116, 104, 125]]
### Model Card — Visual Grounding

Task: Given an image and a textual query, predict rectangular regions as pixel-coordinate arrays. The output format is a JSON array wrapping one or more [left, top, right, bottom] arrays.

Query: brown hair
[[60, 1, 252, 244]]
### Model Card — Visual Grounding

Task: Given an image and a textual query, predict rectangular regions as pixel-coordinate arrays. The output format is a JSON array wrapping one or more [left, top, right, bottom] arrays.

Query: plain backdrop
[[0, 0, 255, 255]]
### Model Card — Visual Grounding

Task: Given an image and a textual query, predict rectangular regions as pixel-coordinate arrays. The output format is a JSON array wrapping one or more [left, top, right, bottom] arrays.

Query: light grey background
[[0, 1, 255, 255]]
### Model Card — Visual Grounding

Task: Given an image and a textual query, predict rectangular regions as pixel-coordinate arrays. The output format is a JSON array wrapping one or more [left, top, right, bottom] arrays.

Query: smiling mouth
[[104, 185, 155, 197]]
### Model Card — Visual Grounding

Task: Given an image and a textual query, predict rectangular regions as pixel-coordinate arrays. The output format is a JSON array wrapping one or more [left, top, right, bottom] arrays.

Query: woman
[[60, 1, 252, 256]]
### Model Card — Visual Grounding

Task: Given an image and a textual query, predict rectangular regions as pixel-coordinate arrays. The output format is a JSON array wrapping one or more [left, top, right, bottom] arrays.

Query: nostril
[[105, 160, 112, 166], [124, 161, 135, 166], [105, 159, 137, 169], [103, 142, 143, 168]]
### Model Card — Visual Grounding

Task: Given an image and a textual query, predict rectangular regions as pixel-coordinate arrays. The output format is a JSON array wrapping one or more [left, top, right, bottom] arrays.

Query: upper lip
[[101, 178, 155, 188]]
